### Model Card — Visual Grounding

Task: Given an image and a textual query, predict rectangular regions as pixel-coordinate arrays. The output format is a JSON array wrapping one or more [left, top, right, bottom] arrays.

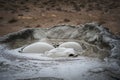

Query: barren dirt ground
[[0, 0, 120, 36]]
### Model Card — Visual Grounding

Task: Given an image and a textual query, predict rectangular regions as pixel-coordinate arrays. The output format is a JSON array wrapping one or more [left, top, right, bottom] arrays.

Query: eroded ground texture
[[0, 0, 120, 36], [0, 23, 120, 80]]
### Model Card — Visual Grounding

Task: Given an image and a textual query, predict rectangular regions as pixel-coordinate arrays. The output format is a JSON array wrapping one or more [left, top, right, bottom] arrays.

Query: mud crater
[[0, 23, 119, 59], [0, 23, 120, 80]]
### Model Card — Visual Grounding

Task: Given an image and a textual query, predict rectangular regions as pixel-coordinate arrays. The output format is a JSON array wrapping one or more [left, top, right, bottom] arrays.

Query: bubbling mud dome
[[0, 23, 120, 80]]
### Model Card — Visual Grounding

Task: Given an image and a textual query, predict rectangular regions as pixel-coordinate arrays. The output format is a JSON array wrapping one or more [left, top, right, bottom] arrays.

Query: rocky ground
[[0, 0, 120, 36]]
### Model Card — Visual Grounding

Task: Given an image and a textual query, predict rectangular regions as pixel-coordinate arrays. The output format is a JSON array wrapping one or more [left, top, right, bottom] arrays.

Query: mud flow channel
[[0, 23, 120, 80]]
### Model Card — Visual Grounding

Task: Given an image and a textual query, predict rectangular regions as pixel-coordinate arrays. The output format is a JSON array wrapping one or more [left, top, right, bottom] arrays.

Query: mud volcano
[[0, 23, 120, 80]]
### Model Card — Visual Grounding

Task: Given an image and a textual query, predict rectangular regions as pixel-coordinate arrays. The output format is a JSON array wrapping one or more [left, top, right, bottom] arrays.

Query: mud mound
[[1, 23, 119, 59], [0, 23, 120, 80]]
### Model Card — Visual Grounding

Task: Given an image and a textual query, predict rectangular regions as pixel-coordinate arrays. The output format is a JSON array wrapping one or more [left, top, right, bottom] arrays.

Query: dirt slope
[[0, 0, 120, 36]]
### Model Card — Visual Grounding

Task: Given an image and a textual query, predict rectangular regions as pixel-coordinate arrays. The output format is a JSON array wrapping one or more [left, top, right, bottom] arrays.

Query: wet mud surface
[[0, 23, 120, 80]]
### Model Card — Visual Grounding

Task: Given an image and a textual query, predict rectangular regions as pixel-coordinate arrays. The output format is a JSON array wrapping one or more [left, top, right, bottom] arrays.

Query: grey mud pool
[[0, 23, 120, 80]]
